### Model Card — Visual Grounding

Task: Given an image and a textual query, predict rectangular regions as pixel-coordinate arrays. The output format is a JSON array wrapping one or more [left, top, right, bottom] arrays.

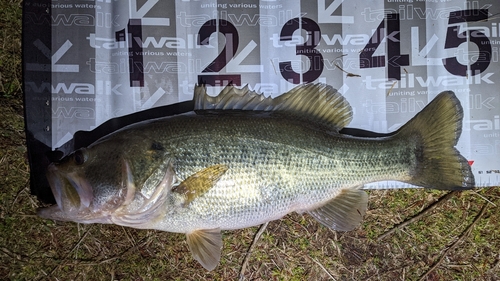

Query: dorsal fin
[[194, 84, 276, 111], [194, 83, 353, 131], [273, 83, 353, 130]]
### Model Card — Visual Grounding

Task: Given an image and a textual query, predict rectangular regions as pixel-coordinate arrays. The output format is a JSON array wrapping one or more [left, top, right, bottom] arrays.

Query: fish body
[[38, 83, 474, 270], [113, 112, 400, 232]]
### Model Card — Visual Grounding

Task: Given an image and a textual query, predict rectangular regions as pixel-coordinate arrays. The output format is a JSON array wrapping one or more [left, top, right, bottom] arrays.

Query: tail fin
[[397, 91, 474, 190]]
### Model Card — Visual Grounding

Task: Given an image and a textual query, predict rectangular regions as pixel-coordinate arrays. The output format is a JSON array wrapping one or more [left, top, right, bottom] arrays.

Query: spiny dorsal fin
[[194, 84, 276, 111], [186, 228, 223, 271], [194, 83, 353, 131], [307, 188, 368, 231]]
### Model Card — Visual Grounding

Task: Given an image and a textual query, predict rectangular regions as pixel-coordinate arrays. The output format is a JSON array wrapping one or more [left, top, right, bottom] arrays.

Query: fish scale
[[141, 113, 414, 233], [38, 83, 474, 271]]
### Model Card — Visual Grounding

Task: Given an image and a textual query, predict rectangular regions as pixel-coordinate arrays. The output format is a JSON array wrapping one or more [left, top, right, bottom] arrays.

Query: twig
[[41, 225, 93, 280], [66, 232, 155, 267], [418, 203, 488, 281], [270, 59, 278, 75], [122, 226, 137, 246], [378, 191, 457, 241], [386, 80, 397, 96], [239, 222, 269, 281], [475, 12, 500, 22], [334, 63, 361, 77], [100, 231, 155, 264]]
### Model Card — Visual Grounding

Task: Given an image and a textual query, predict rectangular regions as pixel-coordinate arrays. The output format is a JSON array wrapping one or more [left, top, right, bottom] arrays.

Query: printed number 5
[[443, 9, 491, 77]]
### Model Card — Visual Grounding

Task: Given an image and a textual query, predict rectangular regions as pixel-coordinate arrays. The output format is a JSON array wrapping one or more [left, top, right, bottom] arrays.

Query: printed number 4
[[360, 9, 492, 80], [359, 13, 409, 81]]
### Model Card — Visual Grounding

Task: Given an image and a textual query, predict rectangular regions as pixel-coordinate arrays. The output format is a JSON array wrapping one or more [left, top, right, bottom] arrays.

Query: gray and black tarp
[[23, 0, 500, 202]]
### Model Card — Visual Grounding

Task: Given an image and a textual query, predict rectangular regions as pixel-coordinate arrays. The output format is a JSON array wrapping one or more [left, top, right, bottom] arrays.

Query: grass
[[0, 0, 22, 99], [1, 1, 500, 280]]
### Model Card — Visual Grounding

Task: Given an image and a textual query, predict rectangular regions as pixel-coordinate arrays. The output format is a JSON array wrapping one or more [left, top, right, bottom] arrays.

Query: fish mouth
[[44, 163, 94, 215]]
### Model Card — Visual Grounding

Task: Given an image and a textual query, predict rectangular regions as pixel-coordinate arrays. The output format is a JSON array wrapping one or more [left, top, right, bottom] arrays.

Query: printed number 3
[[279, 17, 324, 84]]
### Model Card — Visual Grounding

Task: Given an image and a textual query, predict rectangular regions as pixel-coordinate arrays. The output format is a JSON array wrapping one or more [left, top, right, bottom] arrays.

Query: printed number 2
[[279, 17, 324, 84], [197, 19, 241, 86]]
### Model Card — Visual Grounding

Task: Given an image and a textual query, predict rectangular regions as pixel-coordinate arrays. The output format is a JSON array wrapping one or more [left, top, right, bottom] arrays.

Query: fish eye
[[73, 149, 87, 165]]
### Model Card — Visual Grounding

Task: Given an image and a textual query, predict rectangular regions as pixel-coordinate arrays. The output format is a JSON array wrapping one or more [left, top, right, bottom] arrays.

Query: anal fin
[[186, 228, 223, 271], [307, 188, 368, 231]]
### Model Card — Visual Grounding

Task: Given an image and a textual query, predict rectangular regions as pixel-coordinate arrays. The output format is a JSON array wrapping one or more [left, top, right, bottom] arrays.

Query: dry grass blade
[[79, 231, 156, 266], [309, 256, 337, 281], [0, 247, 27, 262], [42, 225, 93, 280]]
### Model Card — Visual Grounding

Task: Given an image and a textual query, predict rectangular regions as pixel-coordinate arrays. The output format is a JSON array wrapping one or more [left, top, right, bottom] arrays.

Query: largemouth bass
[[38, 83, 474, 270]]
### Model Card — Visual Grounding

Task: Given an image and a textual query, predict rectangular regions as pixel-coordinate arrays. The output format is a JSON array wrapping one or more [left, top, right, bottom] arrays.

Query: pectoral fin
[[173, 164, 228, 206], [186, 228, 223, 271], [307, 188, 368, 231]]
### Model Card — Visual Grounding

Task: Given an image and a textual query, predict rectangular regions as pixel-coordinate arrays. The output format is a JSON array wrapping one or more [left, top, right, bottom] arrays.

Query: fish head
[[38, 134, 174, 226]]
